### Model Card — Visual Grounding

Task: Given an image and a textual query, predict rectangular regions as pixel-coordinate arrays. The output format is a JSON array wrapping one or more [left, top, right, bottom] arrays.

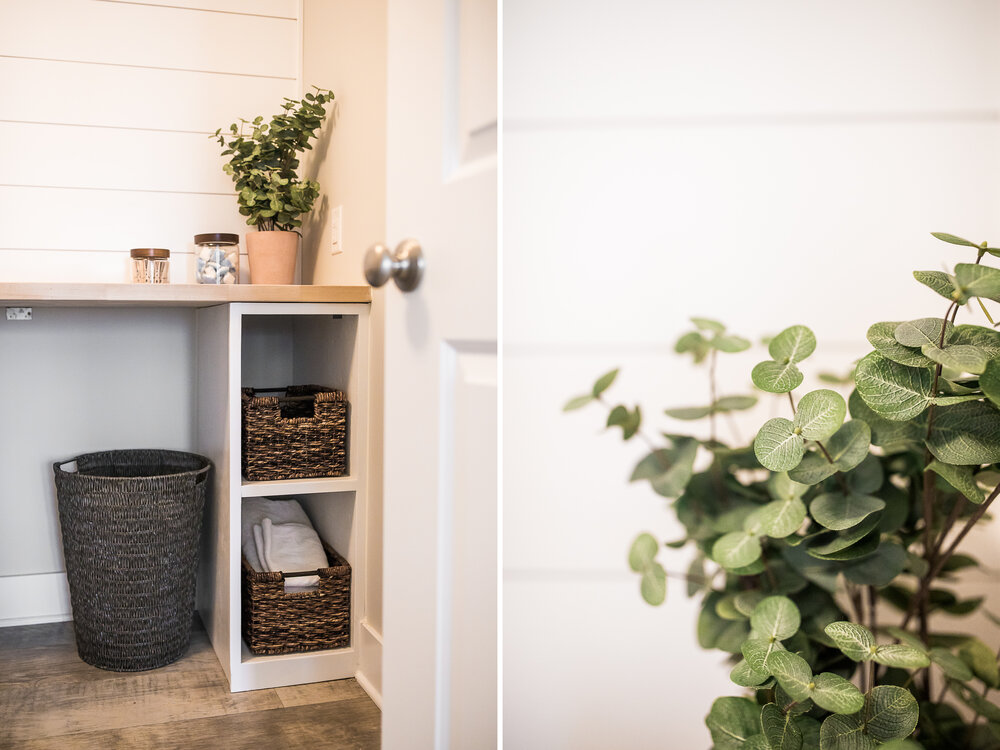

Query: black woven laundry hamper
[[53, 449, 212, 672]]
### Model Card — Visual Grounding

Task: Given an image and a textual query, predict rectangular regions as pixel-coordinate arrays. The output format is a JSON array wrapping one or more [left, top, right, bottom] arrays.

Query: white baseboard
[[0, 572, 72, 627], [356, 618, 383, 709]]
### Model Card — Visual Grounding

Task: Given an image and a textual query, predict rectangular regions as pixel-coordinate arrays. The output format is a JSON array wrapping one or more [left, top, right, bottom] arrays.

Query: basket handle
[[281, 568, 324, 579], [251, 387, 328, 404]]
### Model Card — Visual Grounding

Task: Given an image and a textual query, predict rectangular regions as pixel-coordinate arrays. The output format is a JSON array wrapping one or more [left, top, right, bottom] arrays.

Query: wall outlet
[[330, 204, 343, 256], [5, 307, 32, 321]]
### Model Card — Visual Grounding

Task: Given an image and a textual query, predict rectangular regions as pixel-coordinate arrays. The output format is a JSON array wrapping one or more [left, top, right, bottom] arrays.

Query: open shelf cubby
[[196, 302, 370, 692]]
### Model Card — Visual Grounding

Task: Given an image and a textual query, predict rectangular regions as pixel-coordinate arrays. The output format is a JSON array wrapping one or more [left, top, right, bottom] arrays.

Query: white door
[[381, 0, 498, 748]]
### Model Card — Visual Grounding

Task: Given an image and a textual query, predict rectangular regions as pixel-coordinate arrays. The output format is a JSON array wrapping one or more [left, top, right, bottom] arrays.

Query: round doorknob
[[364, 239, 425, 292]]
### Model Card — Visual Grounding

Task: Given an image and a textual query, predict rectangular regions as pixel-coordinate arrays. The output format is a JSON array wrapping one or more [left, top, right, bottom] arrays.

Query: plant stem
[[787, 391, 796, 414], [709, 348, 718, 445], [815, 439, 851, 495]]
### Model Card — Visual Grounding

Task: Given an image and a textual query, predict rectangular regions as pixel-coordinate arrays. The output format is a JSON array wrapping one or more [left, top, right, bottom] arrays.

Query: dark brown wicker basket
[[241, 540, 351, 655], [242, 385, 349, 481], [52, 449, 212, 672]]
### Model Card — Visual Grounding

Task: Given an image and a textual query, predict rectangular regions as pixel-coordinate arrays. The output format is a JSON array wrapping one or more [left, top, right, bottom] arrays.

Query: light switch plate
[[5, 307, 32, 321], [330, 204, 343, 256]]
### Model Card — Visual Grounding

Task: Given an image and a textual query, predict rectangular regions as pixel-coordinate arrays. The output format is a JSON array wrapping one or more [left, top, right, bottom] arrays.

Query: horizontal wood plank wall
[[503, 1, 1000, 749], [0, 0, 300, 283]]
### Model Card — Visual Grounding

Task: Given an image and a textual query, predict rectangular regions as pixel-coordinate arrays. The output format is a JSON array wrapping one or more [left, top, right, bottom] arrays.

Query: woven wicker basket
[[241, 540, 351, 655], [53, 449, 211, 672], [242, 385, 349, 481]]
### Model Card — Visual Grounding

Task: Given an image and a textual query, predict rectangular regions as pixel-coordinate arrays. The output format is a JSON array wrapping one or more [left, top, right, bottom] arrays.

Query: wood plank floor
[[0, 619, 380, 750]]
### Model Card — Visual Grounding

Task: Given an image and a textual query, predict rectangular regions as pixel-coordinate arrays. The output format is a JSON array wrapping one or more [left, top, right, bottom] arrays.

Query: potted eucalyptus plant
[[566, 232, 1000, 749], [213, 87, 334, 284]]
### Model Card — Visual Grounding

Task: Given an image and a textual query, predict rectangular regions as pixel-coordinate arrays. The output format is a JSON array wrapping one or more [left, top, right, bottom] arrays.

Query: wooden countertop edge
[[0, 283, 373, 306]]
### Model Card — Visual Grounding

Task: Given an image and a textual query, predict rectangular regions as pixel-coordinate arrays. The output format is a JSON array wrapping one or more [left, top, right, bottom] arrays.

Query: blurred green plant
[[566, 232, 1000, 749]]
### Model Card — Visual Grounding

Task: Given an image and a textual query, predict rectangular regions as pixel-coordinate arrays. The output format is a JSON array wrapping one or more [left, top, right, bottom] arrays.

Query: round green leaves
[[767, 650, 864, 715], [754, 418, 805, 472], [750, 596, 801, 642], [825, 621, 875, 661], [855, 351, 933, 422], [810, 492, 885, 531], [794, 389, 846, 441], [712, 530, 763, 570], [752, 325, 816, 393], [628, 533, 666, 605]]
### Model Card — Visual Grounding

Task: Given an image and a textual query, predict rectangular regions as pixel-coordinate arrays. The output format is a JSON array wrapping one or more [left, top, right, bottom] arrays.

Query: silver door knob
[[364, 239, 425, 291]]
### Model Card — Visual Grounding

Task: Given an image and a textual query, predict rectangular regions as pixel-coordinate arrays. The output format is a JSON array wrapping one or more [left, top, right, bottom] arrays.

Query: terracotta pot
[[246, 230, 299, 285]]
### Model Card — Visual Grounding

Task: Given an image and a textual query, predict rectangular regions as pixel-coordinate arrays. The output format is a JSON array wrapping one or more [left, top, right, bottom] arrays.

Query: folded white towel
[[241, 497, 312, 572], [260, 517, 328, 589]]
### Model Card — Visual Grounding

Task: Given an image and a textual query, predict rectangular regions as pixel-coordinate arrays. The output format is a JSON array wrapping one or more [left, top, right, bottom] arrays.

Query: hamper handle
[[252, 387, 327, 404], [281, 569, 324, 579]]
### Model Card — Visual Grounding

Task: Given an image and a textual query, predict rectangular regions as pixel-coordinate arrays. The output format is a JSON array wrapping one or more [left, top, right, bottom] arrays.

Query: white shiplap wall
[[0, 0, 300, 282], [0, 0, 300, 624], [503, 2, 1000, 748]]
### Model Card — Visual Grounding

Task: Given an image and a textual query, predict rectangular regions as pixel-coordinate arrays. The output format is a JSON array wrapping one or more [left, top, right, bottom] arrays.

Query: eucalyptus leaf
[[744, 637, 785, 675], [753, 498, 808, 539], [807, 515, 882, 558], [926, 401, 1000, 465], [932, 231, 980, 247], [981, 358, 1000, 408], [706, 696, 761, 750], [811, 672, 865, 714], [691, 317, 726, 334], [769, 325, 817, 364], [788, 451, 838, 485], [914, 269, 965, 303], [956, 263, 1000, 303], [628, 532, 658, 572], [664, 405, 713, 420], [761, 703, 803, 750], [864, 685, 920, 742], [927, 460, 986, 504], [712, 531, 763, 570], [751, 596, 802, 642], [873, 644, 931, 669], [825, 420, 872, 472], [734, 590, 766, 617], [793, 389, 847, 441], [730, 658, 770, 687], [824, 621, 875, 661], [930, 647, 974, 681], [769, 472, 810, 502], [867, 321, 936, 368], [754, 418, 806, 472], [592, 368, 619, 397], [894, 318, 953, 349], [960, 638, 1000, 688], [855, 351, 933, 421], [843, 541, 907, 586], [752, 360, 805, 394], [767, 650, 813, 702], [715, 395, 759, 412], [819, 714, 873, 750], [640, 562, 667, 605], [713, 334, 752, 353], [810, 492, 885, 531], [951, 324, 1000, 358]]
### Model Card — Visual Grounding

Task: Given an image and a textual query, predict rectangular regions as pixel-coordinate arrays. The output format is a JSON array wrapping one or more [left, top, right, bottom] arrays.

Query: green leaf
[[788, 451, 838, 485], [956, 263, 1000, 303], [811, 672, 865, 714], [930, 647, 974, 681], [894, 318, 953, 349], [734, 590, 765, 617], [848, 389, 926, 454], [932, 231, 980, 247], [793, 389, 847, 441], [846, 455, 884, 494], [826, 420, 872, 472], [716, 395, 759, 412], [808, 515, 881, 558], [744, 637, 785, 675], [754, 418, 806, 472], [706, 696, 761, 750], [712, 531, 763, 570], [926, 400, 1000, 465], [731, 658, 770, 687], [713, 334, 752, 353], [592, 368, 618, 397], [768, 472, 809, 502], [867, 321, 935, 368], [960, 638, 1000, 688], [628, 533, 658, 572], [691, 316, 725, 333], [951, 324, 1000, 358], [675, 331, 711, 362], [751, 596, 802, 641], [754, 498, 808, 538], [810, 492, 885, 531], [664, 405, 713, 420], [855, 351, 933, 421], [767, 650, 813, 702], [843, 541, 907, 586], [639, 562, 667, 605], [927, 461, 987, 504], [807, 527, 880, 561], [744, 736, 771, 750], [716, 594, 746, 621], [921, 343, 989, 374], [950, 682, 1000, 722], [914, 270, 965, 303], [607, 404, 641, 440], [873, 644, 931, 669], [824, 621, 875, 661], [980, 358, 1000, 408], [631, 439, 698, 498], [819, 714, 874, 750], [761, 703, 803, 750], [769, 325, 817, 364], [864, 685, 919, 742], [563, 394, 594, 411], [752, 360, 804, 394]]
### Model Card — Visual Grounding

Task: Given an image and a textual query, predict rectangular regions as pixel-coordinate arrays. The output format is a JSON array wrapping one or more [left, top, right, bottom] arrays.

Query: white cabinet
[[196, 301, 371, 692]]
